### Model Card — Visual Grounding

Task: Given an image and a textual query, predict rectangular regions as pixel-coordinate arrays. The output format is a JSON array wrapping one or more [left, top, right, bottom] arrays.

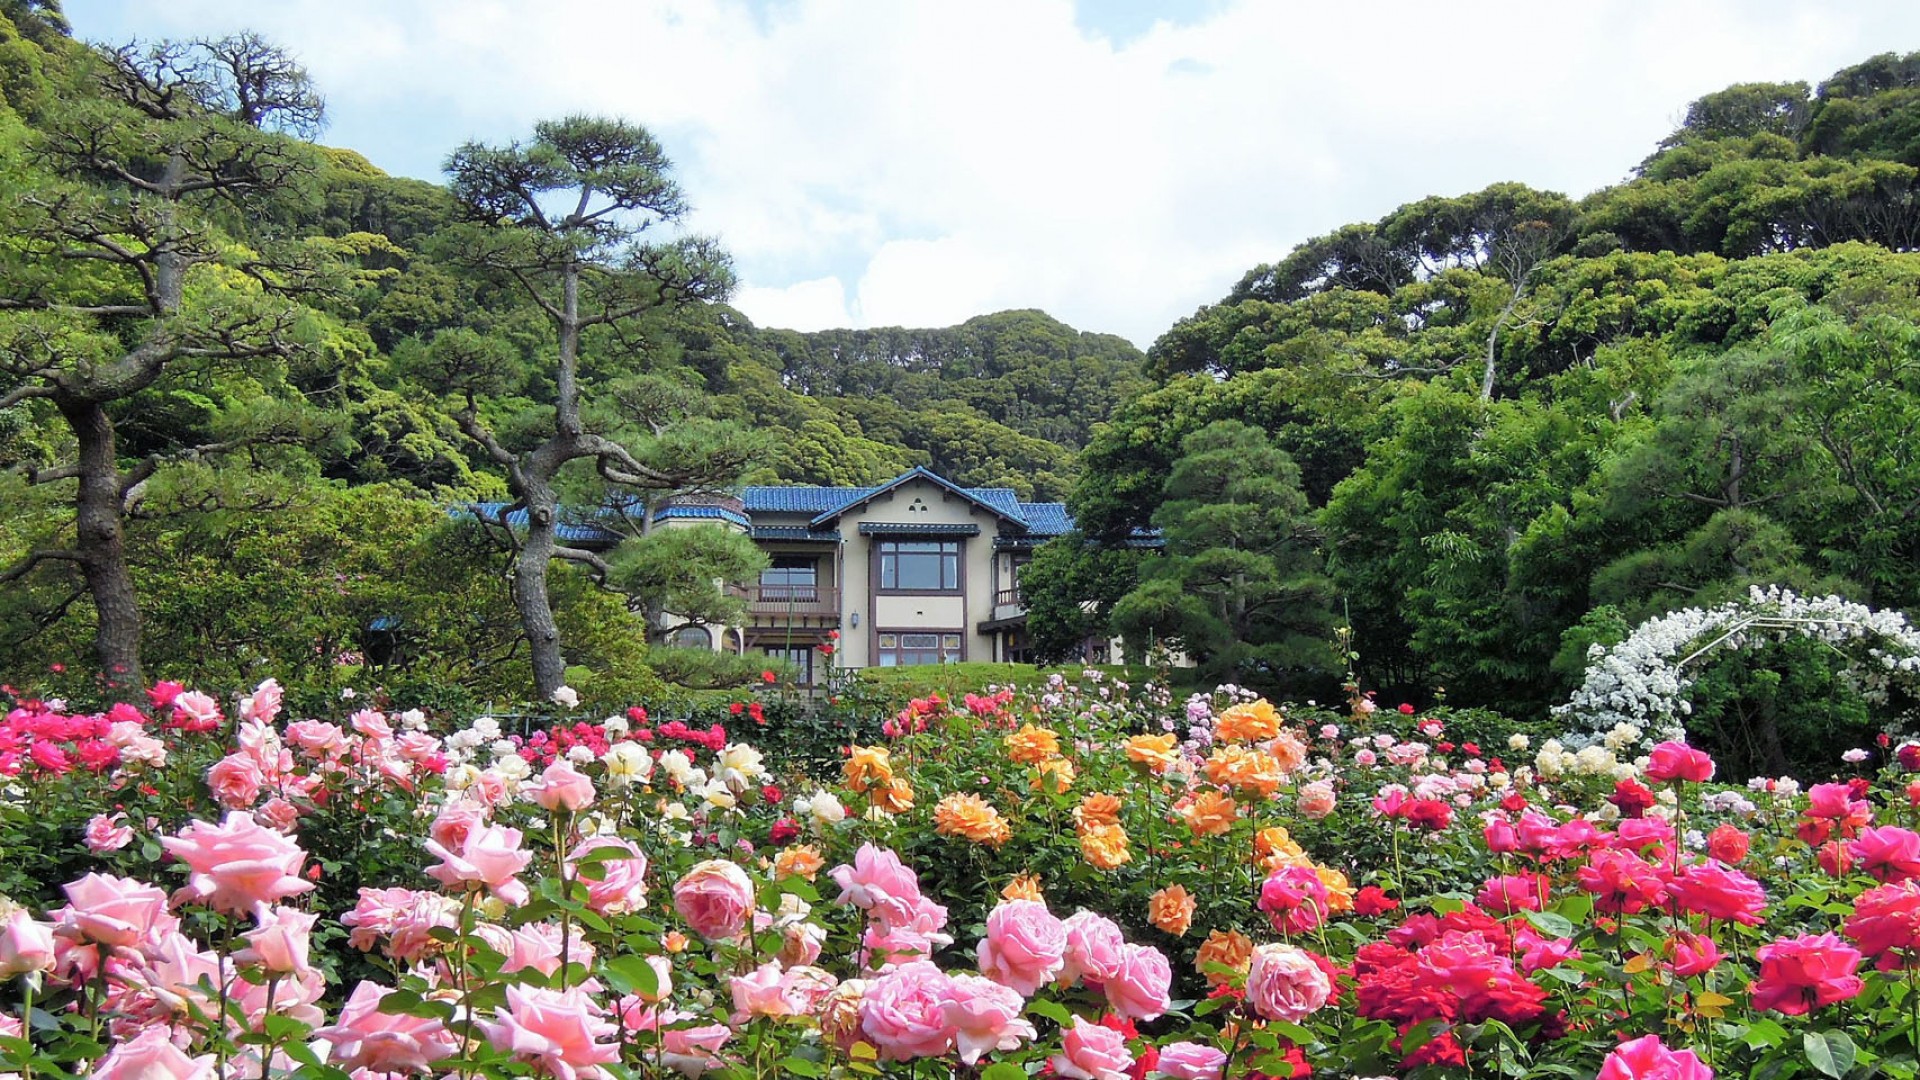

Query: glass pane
[[896, 553, 943, 589], [943, 649, 961, 663], [902, 633, 940, 648], [879, 634, 898, 649], [881, 557, 898, 590], [879, 653, 898, 667], [942, 635, 961, 648]]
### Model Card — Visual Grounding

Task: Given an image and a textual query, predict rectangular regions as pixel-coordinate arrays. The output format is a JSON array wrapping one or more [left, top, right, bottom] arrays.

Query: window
[[762, 645, 814, 683], [878, 540, 959, 592], [667, 625, 712, 650], [876, 631, 962, 667], [760, 557, 819, 602]]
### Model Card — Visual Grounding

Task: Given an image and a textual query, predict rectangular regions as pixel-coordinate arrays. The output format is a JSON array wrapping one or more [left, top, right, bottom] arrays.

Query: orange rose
[[773, 844, 825, 881], [1125, 733, 1180, 773], [1074, 792, 1123, 830], [843, 745, 893, 793], [1254, 826, 1305, 861], [1001, 873, 1044, 902], [1216, 699, 1281, 742], [1195, 928, 1253, 987], [1079, 823, 1132, 870], [1203, 745, 1285, 798], [1148, 884, 1196, 937], [662, 930, 690, 954], [1030, 757, 1076, 794], [934, 793, 1012, 846], [1180, 789, 1238, 837], [1006, 723, 1062, 765], [1316, 865, 1355, 913], [873, 776, 915, 814]]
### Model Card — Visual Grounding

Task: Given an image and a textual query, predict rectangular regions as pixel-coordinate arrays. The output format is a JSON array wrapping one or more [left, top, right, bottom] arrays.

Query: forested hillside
[[0, 8, 1135, 702], [1038, 52, 1920, 771]]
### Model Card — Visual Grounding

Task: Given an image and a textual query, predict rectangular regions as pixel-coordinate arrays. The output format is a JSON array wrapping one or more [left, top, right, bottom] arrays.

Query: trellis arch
[[1557, 586, 1920, 745]]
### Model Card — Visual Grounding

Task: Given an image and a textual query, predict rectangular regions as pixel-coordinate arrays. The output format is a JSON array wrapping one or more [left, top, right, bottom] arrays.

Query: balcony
[[991, 586, 1026, 623], [733, 583, 841, 622]]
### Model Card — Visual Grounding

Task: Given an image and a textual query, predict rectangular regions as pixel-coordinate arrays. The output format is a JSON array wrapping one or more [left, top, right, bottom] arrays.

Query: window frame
[[874, 539, 962, 595], [875, 629, 964, 667]]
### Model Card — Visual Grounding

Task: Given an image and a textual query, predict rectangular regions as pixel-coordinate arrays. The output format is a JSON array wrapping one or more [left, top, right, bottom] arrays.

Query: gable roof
[[804, 467, 1030, 529]]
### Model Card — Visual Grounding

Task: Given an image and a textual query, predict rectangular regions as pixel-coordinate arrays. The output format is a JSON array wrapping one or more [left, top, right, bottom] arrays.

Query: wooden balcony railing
[[732, 583, 841, 620], [994, 586, 1024, 608]]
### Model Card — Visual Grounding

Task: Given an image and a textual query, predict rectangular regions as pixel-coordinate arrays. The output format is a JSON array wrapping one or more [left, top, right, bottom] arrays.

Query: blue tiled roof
[[462, 503, 624, 545], [742, 486, 875, 514], [656, 504, 751, 528], [1017, 502, 1074, 536], [751, 525, 842, 542]]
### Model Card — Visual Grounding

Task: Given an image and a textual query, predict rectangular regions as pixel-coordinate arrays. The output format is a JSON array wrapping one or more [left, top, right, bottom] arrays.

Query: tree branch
[[0, 548, 82, 585]]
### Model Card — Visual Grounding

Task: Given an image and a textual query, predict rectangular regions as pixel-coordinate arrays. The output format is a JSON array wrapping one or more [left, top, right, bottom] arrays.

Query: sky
[[60, 0, 1920, 347]]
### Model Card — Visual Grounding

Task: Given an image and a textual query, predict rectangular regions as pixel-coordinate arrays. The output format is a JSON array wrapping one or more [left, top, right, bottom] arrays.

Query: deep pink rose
[[858, 960, 957, 1061], [1104, 942, 1172, 1021], [318, 981, 459, 1074], [672, 860, 755, 941], [1750, 932, 1864, 1015], [1050, 1016, 1133, 1080], [89, 1024, 215, 1080], [1476, 873, 1548, 914], [1850, 826, 1920, 884], [976, 899, 1067, 996], [1645, 741, 1715, 783], [0, 909, 55, 977], [1059, 910, 1126, 986], [55, 873, 174, 948], [477, 984, 620, 1080], [1157, 1041, 1228, 1080], [1597, 1034, 1713, 1080], [939, 972, 1035, 1065], [534, 760, 596, 813], [161, 812, 313, 914], [830, 844, 926, 928], [425, 822, 532, 906], [1245, 943, 1332, 1022]]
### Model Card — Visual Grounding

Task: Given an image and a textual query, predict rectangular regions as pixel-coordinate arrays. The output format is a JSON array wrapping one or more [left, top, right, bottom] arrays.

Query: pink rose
[[350, 709, 393, 740], [235, 905, 316, 977], [1050, 1016, 1133, 1080], [425, 822, 532, 906], [858, 960, 956, 1061], [1245, 943, 1332, 1022], [939, 972, 1035, 1065], [318, 981, 459, 1074], [430, 803, 489, 852], [1297, 780, 1338, 819], [1850, 826, 1920, 884], [161, 812, 313, 914], [569, 836, 650, 915], [1157, 1041, 1228, 1080], [660, 1022, 732, 1076], [284, 720, 347, 758], [85, 812, 134, 853], [239, 679, 283, 724], [170, 690, 223, 730], [0, 910, 55, 977], [255, 796, 301, 834], [830, 844, 926, 928], [477, 984, 619, 1080], [976, 900, 1067, 996], [672, 860, 755, 941], [534, 760, 596, 813], [206, 753, 264, 809], [1104, 942, 1172, 1021], [1597, 1034, 1713, 1080], [54, 873, 174, 948], [1059, 910, 1126, 986], [89, 1024, 215, 1080], [1645, 741, 1715, 784]]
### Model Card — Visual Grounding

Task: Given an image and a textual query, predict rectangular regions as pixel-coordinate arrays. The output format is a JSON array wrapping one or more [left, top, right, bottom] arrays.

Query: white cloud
[[64, 0, 1920, 346]]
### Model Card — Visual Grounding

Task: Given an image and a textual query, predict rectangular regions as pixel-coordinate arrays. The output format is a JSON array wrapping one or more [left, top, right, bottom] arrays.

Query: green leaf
[[1804, 1030, 1856, 1079], [1522, 909, 1575, 939], [777, 1057, 824, 1077], [601, 955, 660, 999], [981, 1064, 1028, 1080], [1026, 998, 1073, 1027]]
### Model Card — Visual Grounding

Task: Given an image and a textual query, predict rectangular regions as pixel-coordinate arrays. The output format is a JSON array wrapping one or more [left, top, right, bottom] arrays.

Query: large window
[[878, 540, 959, 592], [876, 631, 962, 667], [668, 625, 712, 650], [762, 645, 815, 683], [760, 556, 819, 602]]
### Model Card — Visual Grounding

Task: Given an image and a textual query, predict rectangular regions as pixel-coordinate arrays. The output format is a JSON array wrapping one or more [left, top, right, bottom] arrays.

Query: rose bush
[[3, 672, 1920, 1078]]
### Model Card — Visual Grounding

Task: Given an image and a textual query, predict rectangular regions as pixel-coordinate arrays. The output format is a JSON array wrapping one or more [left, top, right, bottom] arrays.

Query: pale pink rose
[[1051, 1015, 1134, 1080], [170, 690, 223, 729], [0, 1014, 18, 1039], [659, 1021, 732, 1076], [1059, 910, 1126, 986], [672, 861, 755, 941], [284, 720, 347, 758], [104, 720, 148, 748], [1297, 780, 1338, 819], [425, 822, 532, 906], [340, 887, 460, 963], [1245, 943, 1332, 1022], [469, 769, 512, 808], [85, 812, 134, 853], [349, 709, 393, 740], [130, 933, 223, 1019], [728, 961, 790, 1024], [238, 679, 283, 725], [830, 844, 926, 927], [939, 972, 1035, 1065], [1156, 1041, 1228, 1080], [976, 900, 1067, 996], [256, 797, 301, 833], [89, 1023, 215, 1080], [230, 965, 327, 1030], [161, 812, 312, 914], [430, 803, 490, 852], [318, 981, 459, 1074], [569, 836, 649, 915], [858, 960, 956, 1061], [477, 984, 619, 1080], [394, 731, 444, 763], [0, 909, 56, 977], [503, 922, 595, 978], [206, 753, 264, 809], [54, 873, 174, 948], [779, 921, 826, 967], [1104, 942, 1172, 1021], [534, 760, 596, 813], [235, 905, 315, 977]]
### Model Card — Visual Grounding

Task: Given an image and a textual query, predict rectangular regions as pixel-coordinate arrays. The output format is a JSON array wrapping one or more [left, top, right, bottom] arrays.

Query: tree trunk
[[59, 399, 144, 696], [515, 478, 568, 699]]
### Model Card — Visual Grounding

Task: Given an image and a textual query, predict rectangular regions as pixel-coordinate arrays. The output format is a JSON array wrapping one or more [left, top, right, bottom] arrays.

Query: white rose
[[551, 686, 581, 709], [601, 743, 654, 787]]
